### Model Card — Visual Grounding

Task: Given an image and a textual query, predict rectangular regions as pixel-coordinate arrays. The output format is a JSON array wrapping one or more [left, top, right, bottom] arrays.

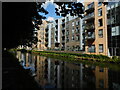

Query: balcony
[[55, 42, 60, 47], [85, 32, 95, 40], [66, 26, 69, 30], [62, 28, 65, 32], [55, 25, 58, 29], [84, 12, 94, 21], [62, 21, 65, 24], [45, 42, 48, 47], [61, 46, 65, 50], [45, 38, 48, 41], [88, 48, 96, 53], [45, 32, 48, 36], [62, 40, 65, 43], [45, 28, 49, 32], [85, 2, 94, 12], [55, 35, 58, 38], [62, 33, 65, 37], [84, 24, 95, 30]]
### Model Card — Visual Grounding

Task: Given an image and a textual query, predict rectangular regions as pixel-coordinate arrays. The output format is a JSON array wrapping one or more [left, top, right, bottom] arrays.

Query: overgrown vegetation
[[10, 49, 120, 64], [31, 50, 120, 64]]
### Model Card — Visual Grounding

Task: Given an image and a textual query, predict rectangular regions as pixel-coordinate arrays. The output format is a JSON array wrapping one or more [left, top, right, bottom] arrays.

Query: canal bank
[[2, 50, 41, 89], [18, 49, 120, 64]]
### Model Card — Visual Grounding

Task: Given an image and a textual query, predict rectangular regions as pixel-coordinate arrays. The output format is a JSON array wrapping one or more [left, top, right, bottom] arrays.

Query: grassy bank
[[10, 49, 120, 64], [30, 50, 120, 64]]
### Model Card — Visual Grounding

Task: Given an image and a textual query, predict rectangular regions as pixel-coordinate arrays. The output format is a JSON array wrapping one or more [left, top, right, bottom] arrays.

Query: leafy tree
[[2, 2, 107, 49], [2, 2, 48, 49]]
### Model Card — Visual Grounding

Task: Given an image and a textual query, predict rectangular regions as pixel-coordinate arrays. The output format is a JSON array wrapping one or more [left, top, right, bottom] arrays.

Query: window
[[76, 27, 79, 33], [66, 17, 69, 22], [72, 29, 74, 34], [76, 21, 80, 25], [112, 26, 120, 36], [72, 35, 74, 40], [98, 29, 103, 38], [76, 35, 80, 41], [88, 45, 95, 53], [66, 37, 69, 42], [98, 19, 103, 27], [66, 31, 69, 36], [98, 2, 102, 7], [98, 8, 102, 16], [99, 44, 103, 53], [72, 22, 74, 26]]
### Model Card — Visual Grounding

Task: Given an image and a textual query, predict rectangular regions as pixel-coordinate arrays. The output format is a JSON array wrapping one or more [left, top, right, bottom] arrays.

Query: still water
[[15, 51, 120, 89]]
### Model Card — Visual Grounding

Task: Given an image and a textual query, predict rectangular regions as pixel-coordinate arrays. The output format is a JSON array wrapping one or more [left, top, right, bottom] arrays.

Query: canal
[[15, 51, 120, 89]]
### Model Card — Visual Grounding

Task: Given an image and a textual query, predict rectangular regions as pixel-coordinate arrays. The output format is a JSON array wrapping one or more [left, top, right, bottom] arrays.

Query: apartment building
[[107, 2, 120, 56], [65, 16, 83, 51], [45, 21, 56, 50], [46, 14, 84, 51], [37, 20, 47, 51], [83, 1, 108, 55]]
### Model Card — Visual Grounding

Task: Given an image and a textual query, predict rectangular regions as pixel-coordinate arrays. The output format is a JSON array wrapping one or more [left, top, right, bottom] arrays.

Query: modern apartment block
[[46, 14, 84, 51], [37, 20, 47, 51], [107, 2, 120, 56], [83, 1, 108, 55], [45, 21, 56, 50], [65, 16, 84, 51]]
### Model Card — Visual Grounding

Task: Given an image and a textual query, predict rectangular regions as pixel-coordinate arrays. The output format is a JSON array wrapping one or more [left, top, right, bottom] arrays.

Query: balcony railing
[[85, 32, 95, 40], [45, 32, 48, 36], [45, 38, 48, 41], [62, 21, 65, 24], [62, 33, 65, 36], [88, 48, 96, 53], [45, 28, 49, 32], [84, 24, 95, 30], [84, 12, 94, 20], [62, 40, 65, 43]]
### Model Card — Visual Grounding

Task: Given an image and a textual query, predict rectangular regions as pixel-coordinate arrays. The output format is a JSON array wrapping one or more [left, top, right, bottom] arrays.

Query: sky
[[38, 2, 61, 21], [39, 0, 84, 21]]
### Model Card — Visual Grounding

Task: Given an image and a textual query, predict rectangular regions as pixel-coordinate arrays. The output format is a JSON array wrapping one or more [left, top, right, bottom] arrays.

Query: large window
[[112, 26, 120, 36], [88, 45, 95, 53], [98, 8, 102, 16], [99, 44, 103, 53], [98, 29, 103, 38], [98, 19, 103, 27]]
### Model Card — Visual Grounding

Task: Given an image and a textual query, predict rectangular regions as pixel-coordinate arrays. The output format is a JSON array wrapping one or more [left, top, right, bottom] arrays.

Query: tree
[[3, 2, 106, 49], [54, 2, 84, 17], [2, 2, 48, 49]]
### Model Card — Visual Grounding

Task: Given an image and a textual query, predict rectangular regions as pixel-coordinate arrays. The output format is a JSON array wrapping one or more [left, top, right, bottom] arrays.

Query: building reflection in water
[[34, 55, 109, 88], [94, 66, 108, 88], [15, 52, 120, 89]]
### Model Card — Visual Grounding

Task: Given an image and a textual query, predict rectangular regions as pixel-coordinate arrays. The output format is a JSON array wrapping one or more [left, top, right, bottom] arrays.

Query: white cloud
[[41, 1, 59, 9], [41, 2, 49, 9], [47, 17, 55, 21], [53, 3, 59, 8], [77, 0, 84, 3]]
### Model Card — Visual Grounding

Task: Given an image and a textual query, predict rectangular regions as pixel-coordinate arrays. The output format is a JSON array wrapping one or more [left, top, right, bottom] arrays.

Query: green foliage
[[21, 50, 120, 64]]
